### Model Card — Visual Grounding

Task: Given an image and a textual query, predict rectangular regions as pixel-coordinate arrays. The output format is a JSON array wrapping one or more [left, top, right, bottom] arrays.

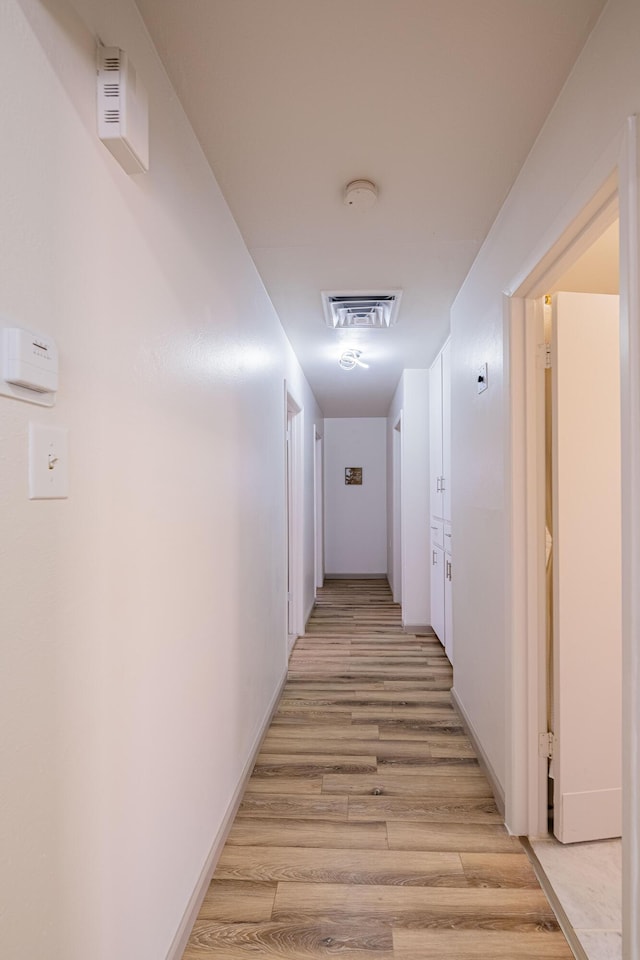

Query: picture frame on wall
[[345, 467, 363, 485]]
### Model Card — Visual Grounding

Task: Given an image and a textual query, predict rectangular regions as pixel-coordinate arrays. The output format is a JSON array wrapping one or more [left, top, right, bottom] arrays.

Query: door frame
[[285, 387, 304, 650], [504, 118, 639, 958]]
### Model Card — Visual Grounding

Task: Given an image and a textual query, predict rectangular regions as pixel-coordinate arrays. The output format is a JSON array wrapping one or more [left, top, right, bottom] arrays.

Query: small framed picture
[[345, 467, 363, 485]]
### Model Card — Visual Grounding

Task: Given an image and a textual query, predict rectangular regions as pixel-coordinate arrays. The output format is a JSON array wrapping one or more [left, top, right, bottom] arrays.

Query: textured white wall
[[399, 370, 430, 627], [450, 0, 640, 798], [324, 418, 387, 575], [0, 2, 321, 958], [386, 378, 404, 598]]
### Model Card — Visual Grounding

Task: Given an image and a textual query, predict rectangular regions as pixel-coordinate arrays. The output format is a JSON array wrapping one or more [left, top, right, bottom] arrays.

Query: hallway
[[182, 580, 573, 959]]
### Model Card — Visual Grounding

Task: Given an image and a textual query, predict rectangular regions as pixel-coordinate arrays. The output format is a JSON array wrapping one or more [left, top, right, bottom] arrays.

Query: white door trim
[[504, 292, 548, 838], [504, 117, 639, 960], [618, 116, 640, 960]]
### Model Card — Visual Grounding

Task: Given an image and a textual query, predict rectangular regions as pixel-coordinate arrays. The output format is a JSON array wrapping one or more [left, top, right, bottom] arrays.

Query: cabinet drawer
[[430, 519, 444, 548]]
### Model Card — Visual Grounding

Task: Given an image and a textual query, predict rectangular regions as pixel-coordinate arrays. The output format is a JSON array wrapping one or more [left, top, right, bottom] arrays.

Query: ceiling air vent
[[321, 290, 402, 330]]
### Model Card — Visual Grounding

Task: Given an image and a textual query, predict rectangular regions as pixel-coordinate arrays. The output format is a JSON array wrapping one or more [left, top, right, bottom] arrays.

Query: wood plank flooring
[[182, 579, 572, 959]]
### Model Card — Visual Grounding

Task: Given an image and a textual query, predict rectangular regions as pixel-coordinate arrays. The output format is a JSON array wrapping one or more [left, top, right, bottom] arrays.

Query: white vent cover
[[322, 291, 402, 329], [97, 46, 149, 174]]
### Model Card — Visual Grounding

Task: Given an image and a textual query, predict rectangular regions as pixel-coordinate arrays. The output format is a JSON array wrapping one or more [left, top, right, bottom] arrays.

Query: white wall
[[324, 418, 387, 575], [386, 378, 404, 598], [0, 2, 321, 959], [387, 371, 431, 627], [449, 0, 640, 805]]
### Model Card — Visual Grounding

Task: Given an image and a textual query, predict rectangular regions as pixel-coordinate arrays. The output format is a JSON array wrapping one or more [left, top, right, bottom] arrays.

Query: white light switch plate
[[28, 422, 69, 499], [477, 362, 488, 394]]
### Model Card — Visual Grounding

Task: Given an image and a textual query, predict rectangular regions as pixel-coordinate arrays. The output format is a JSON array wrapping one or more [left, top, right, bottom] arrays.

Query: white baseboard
[[451, 686, 505, 817], [403, 624, 435, 635], [165, 667, 287, 960], [305, 596, 315, 628], [324, 573, 388, 580]]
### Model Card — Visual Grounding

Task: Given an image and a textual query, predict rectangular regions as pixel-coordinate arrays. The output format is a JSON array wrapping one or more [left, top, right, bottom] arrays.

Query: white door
[[551, 291, 622, 843]]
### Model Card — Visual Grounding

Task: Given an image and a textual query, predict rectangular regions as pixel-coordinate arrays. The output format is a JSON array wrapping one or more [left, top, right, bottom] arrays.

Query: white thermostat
[[0, 327, 58, 406]]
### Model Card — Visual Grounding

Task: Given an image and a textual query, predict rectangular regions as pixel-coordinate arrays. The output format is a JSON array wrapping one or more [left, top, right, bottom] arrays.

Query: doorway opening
[[507, 171, 629, 958], [285, 390, 303, 653], [392, 415, 402, 605], [543, 231, 621, 844], [314, 429, 324, 595]]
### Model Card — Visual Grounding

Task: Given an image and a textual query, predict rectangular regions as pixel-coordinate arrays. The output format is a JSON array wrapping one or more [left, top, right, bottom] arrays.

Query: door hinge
[[539, 731, 555, 760], [538, 343, 552, 369]]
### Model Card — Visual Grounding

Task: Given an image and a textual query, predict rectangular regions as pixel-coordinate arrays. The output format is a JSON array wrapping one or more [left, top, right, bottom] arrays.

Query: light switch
[[477, 362, 488, 395], [28, 422, 69, 499]]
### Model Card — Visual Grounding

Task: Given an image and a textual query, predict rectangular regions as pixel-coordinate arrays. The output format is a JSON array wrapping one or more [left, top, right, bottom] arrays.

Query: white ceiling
[[134, 0, 606, 416]]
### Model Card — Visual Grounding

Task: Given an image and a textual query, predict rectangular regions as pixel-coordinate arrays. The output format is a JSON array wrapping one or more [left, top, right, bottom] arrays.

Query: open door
[[551, 291, 622, 843]]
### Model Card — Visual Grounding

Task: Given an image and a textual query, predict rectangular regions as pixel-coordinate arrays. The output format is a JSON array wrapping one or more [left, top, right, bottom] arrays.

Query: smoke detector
[[344, 179, 378, 210], [322, 290, 402, 329]]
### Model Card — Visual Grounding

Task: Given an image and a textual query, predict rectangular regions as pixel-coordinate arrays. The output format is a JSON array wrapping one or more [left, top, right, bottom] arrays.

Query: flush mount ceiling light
[[339, 349, 369, 370], [343, 179, 378, 210]]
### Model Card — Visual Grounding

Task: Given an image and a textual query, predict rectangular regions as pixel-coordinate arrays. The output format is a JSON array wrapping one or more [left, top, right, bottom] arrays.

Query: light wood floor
[[182, 579, 573, 959]]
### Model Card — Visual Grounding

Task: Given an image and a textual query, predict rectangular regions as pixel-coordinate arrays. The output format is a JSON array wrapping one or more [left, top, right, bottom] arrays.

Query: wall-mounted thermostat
[[0, 327, 58, 406]]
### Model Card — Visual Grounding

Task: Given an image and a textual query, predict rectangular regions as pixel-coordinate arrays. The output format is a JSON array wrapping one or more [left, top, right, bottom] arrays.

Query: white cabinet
[[444, 523, 453, 662], [429, 354, 443, 520], [429, 340, 452, 660], [429, 341, 451, 524], [441, 340, 451, 523], [430, 544, 445, 642]]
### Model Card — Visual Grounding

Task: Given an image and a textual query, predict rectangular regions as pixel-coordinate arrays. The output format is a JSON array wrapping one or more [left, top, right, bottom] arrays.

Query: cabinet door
[[441, 339, 452, 522], [429, 355, 443, 519], [444, 551, 453, 663], [430, 544, 445, 643]]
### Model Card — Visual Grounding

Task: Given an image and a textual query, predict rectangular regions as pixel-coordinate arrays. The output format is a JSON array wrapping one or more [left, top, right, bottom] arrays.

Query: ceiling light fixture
[[343, 179, 378, 210], [339, 349, 369, 370]]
